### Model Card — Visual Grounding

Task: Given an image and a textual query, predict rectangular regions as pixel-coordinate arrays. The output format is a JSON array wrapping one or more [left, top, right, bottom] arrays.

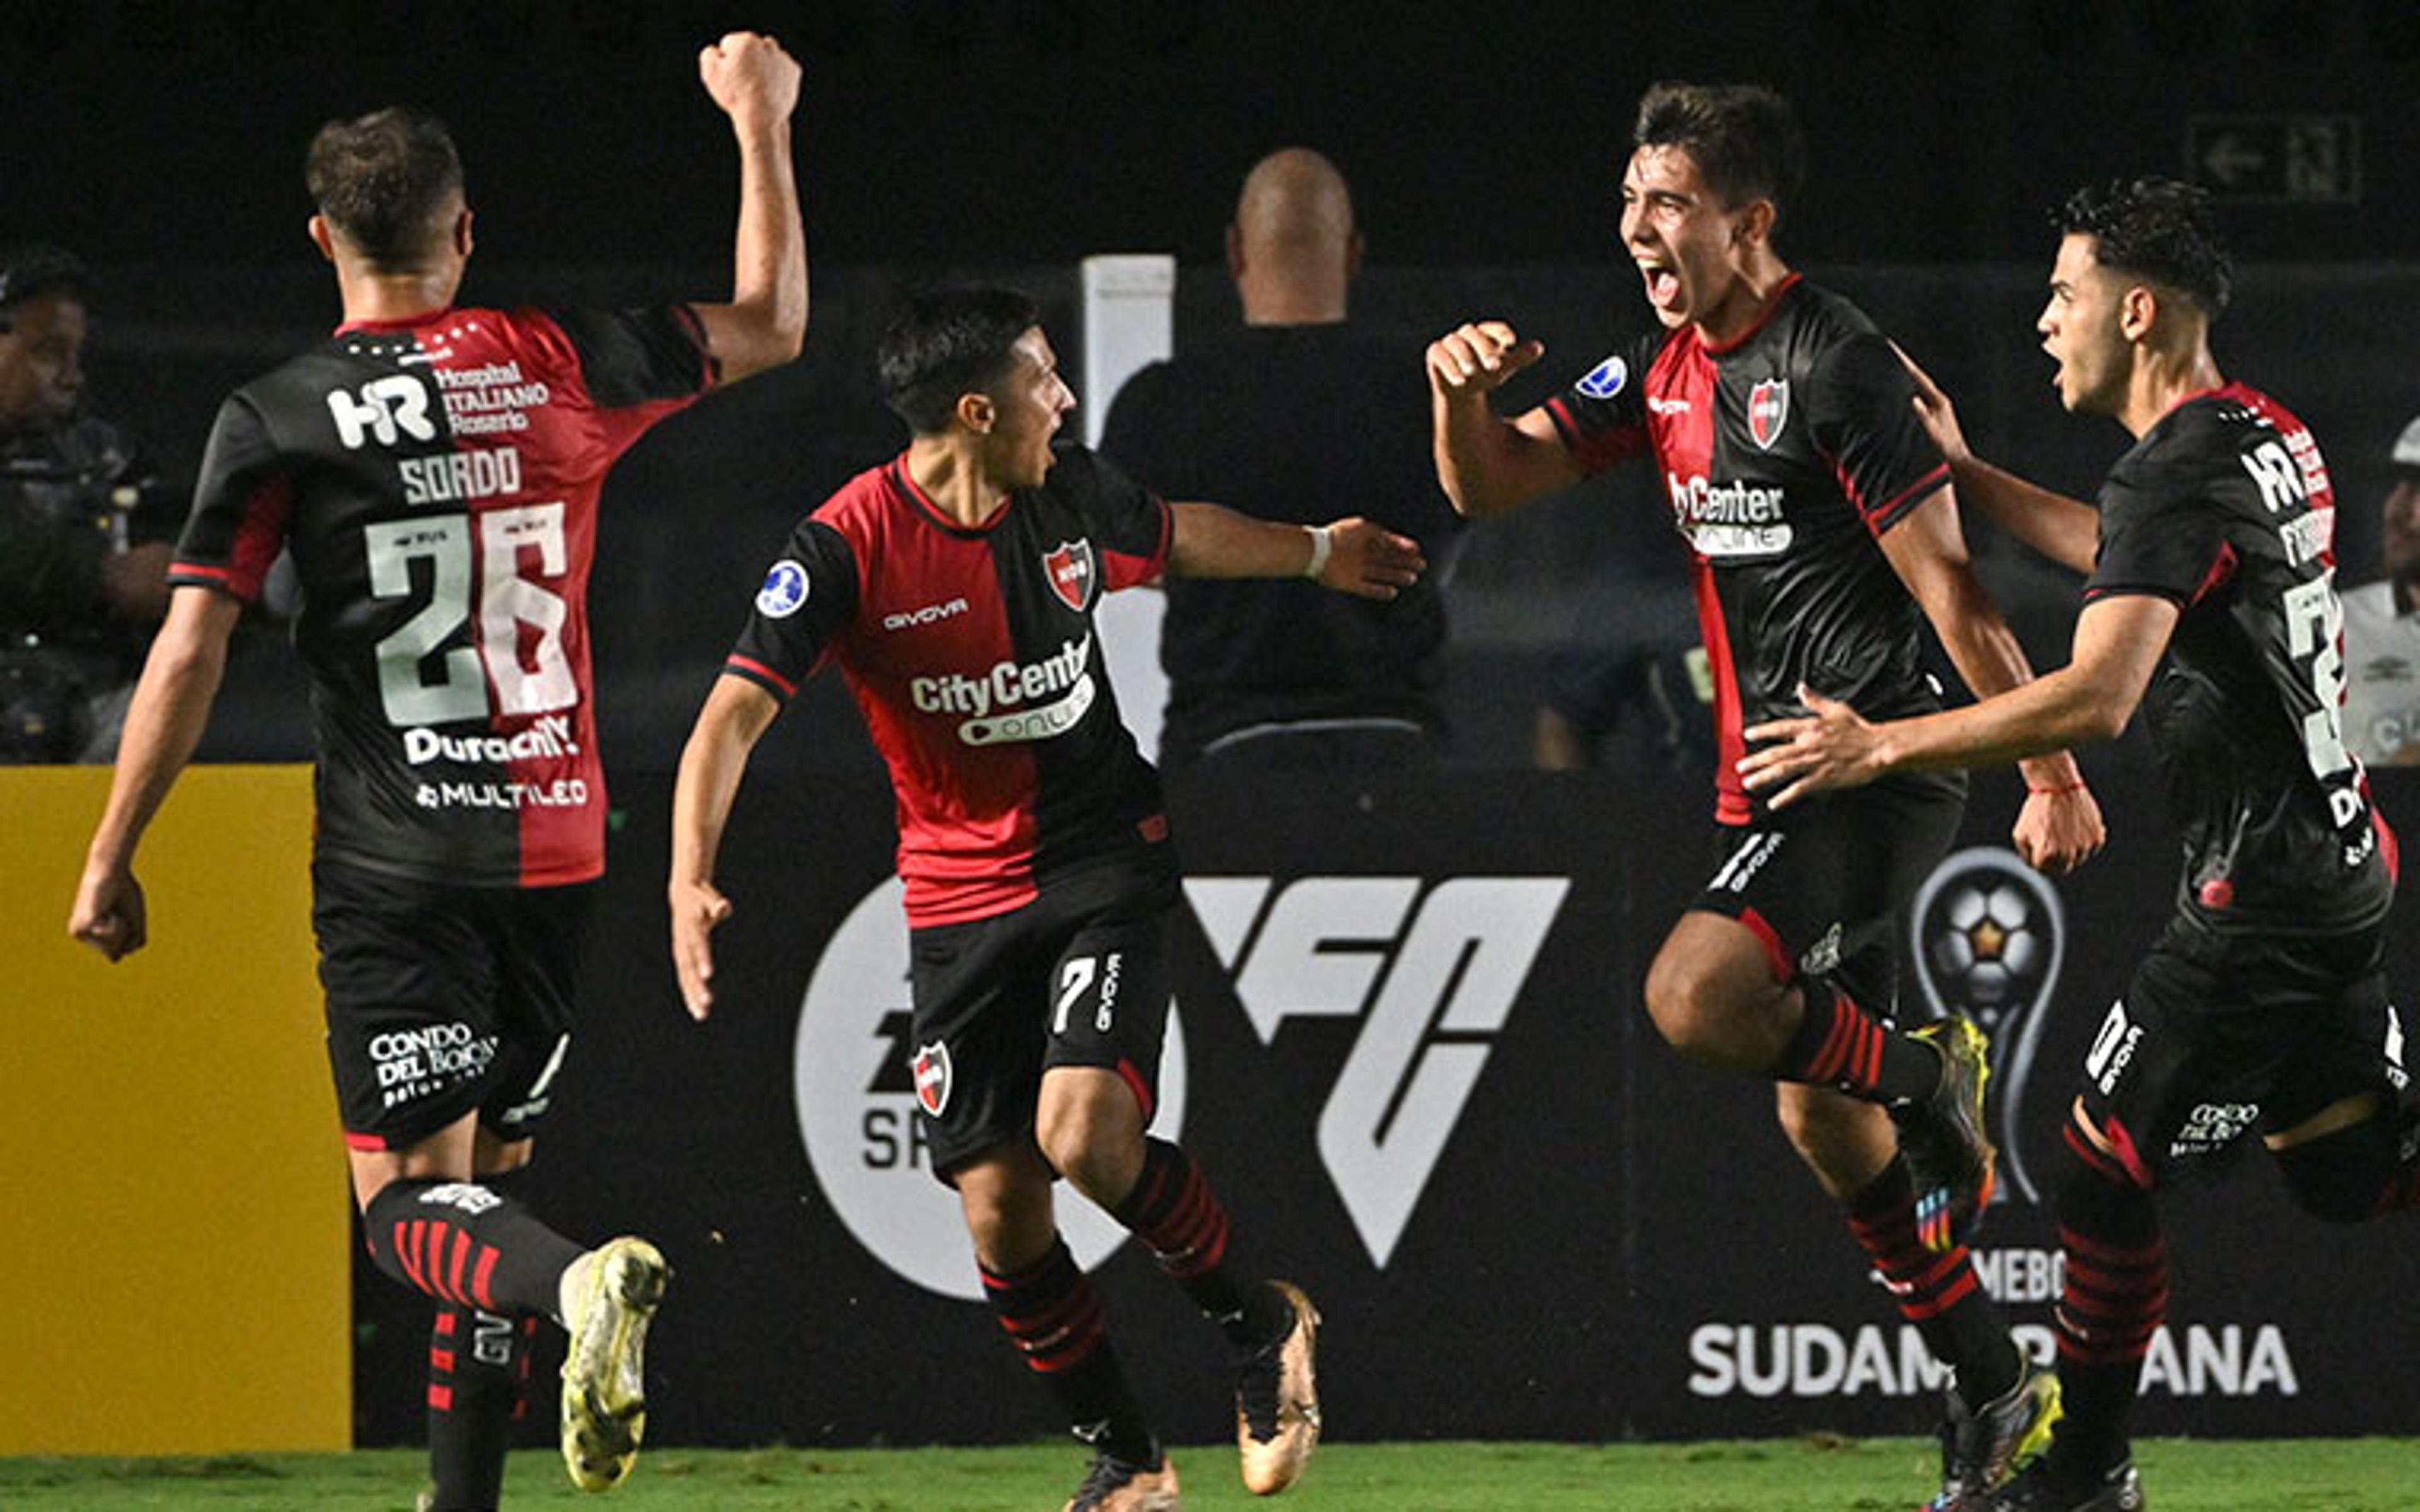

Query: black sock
[[2048, 1118, 2165, 1480], [1778, 988, 1942, 1103], [425, 1303, 533, 1511], [1109, 1138, 1288, 1354], [361, 1177, 584, 1317], [1844, 1157, 2021, 1408], [980, 1236, 1158, 1467]]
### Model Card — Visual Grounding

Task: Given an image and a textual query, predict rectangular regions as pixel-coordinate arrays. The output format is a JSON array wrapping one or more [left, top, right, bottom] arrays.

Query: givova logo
[[1909, 847, 2066, 1203], [1184, 874, 1569, 1267], [794, 879, 1190, 1302]]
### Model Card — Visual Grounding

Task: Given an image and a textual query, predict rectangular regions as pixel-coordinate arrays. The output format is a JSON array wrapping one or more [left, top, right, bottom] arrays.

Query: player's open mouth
[[1640, 264, 1682, 310]]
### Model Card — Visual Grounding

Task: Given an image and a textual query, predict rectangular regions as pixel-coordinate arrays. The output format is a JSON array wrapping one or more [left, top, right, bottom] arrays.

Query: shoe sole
[[561, 1238, 668, 1492]]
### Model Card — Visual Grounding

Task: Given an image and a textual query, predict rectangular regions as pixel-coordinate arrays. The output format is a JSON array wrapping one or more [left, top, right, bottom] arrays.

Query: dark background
[[9, 1, 2420, 269]]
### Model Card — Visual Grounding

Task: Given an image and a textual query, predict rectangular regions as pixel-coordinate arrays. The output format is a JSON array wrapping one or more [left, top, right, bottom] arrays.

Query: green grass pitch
[[3, 1438, 2414, 1509]]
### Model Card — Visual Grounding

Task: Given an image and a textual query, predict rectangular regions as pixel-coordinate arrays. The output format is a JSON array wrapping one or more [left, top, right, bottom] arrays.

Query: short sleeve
[[2087, 462, 2230, 605], [543, 305, 717, 408], [1057, 446, 1171, 590], [1543, 338, 1655, 475], [170, 394, 292, 604], [1805, 333, 1949, 534], [723, 515, 862, 699]]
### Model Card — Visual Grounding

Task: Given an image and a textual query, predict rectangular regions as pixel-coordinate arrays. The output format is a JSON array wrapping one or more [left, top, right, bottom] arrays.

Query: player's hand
[[2012, 783, 2106, 876], [669, 876, 735, 1021], [69, 864, 147, 962], [699, 31, 802, 132], [1427, 321, 1545, 399], [1737, 684, 1889, 809], [1891, 341, 1972, 467], [1315, 517, 1426, 600]]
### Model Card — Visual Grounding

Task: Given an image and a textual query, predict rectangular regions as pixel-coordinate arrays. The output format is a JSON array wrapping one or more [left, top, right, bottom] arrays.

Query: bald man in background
[[1102, 149, 1464, 776]]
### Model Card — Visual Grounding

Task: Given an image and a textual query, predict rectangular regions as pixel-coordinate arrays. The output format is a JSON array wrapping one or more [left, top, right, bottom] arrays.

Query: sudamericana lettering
[[1686, 1322, 2296, 1399], [911, 634, 1092, 719]]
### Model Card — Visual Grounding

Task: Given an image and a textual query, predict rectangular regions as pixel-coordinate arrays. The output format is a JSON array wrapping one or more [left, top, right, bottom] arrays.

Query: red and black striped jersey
[[171, 303, 715, 886], [2087, 382, 2395, 939], [723, 445, 1177, 927], [1547, 276, 1957, 824]]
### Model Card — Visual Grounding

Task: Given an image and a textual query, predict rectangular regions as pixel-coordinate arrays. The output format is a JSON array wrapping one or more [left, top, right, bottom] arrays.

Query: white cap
[[2396, 415, 2420, 469]]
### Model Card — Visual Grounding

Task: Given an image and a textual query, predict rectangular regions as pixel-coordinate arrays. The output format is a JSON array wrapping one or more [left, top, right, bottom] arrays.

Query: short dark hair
[[1633, 82, 1804, 222], [304, 107, 464, 268], [875, 286, 1042, 434], [0, 243, 91, 328], [2054, 178, 2233, 319]]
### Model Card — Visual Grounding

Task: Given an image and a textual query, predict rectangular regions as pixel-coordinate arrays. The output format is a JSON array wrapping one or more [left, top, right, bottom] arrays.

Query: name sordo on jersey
[[402, 711, 577, 766], [400, 446, 523, 507], [911, 633, 1092, 718]]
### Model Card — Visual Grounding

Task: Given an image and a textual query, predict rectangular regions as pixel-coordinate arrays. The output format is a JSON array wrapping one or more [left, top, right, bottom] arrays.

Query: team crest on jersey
[[1576, 355, 1629, 400], [912, 1040, 952, 1116], [1748, 378, 1790, 450], [756, 559, 810, 618], [1045, 539, 1098, 613]]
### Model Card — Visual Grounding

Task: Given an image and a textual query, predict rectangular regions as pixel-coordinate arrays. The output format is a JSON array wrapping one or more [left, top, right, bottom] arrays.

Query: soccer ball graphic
[[1925, 880, 2043, 1011]]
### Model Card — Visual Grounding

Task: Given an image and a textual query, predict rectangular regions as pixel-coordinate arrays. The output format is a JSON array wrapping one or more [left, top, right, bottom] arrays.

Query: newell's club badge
[[1748, 377, 1790, 450], [912, 1040, 952, 1116], [1045, 539, 1098, 613], [756, 559, 810, 618]]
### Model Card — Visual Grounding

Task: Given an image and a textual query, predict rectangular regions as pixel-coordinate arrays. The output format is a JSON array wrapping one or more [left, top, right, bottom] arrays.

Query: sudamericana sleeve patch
[[756, 559, 810, 617], [1575, 354, 1629, 399]]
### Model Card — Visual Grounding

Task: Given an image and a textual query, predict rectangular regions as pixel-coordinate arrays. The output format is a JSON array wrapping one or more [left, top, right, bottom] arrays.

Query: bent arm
[[1949, 456, 2099, 576], [1881, 488, 2088, 791], [1426, 321, 1582, 518], [691, 33, 808, 382], [669, 674, 783, 1017], [1873, 593, 2175, 772]]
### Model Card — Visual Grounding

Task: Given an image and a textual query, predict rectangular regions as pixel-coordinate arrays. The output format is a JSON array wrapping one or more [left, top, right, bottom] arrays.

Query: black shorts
[[2077, 919, 2401, 1182], [907, 887, 1174, 1184], [1689, 779, 1964, 1018], [313, 858, 593, 1152]]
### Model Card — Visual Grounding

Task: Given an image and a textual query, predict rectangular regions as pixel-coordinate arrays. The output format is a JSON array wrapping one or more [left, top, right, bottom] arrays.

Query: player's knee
[[2274, 1120, 2397, 1223], [1643, 954, 1768, 1070]]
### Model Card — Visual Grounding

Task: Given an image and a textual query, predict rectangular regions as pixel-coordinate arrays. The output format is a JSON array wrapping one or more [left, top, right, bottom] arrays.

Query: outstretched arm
[[69, 587, 243, 960], [690, 32, 808, 382], [1739, 592, 2177, 807], [669, 675, 783, 1019], [1427, 321, 1586, 518], [1165, 501, 1425, 600], [1896, 341, 2099, 575], [1878, 488, 2106, 873]]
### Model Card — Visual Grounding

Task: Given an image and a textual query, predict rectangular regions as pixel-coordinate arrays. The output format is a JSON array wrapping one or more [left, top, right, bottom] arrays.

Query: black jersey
[[1100, 322, 1464, 762], [723, 445, 1177, 927], [2085, 382, 2396, 940], [1547, 277, 1957, 823], [171, 304, 715, 886]]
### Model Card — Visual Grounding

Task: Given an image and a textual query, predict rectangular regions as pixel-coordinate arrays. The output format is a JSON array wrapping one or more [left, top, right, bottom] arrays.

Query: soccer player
[[670, 285, 1420, 1511], [67, 33, 807, 1509], [1427, 83, 2102, 1508], [1741, 179, 2404, 1512]]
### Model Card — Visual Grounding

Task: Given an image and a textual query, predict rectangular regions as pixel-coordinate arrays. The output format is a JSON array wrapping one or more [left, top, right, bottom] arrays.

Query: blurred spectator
[[0, 244, 176, 760], [1102, 147, 1464, 776], [2342, 411, 2420, 766]]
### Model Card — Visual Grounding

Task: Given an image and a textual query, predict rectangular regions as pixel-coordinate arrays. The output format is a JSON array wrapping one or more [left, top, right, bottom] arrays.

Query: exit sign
[[2184, 115, 2361, 203]]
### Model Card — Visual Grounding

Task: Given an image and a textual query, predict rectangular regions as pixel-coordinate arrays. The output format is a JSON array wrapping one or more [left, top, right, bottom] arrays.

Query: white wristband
[[1301, 524, 1334, 581]]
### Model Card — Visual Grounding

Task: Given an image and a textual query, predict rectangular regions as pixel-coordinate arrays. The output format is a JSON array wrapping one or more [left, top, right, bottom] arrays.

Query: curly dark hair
[[1632, 82, 1805, 224], [304, 108, 464, 269], [2054, 178, 2233, 319]]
